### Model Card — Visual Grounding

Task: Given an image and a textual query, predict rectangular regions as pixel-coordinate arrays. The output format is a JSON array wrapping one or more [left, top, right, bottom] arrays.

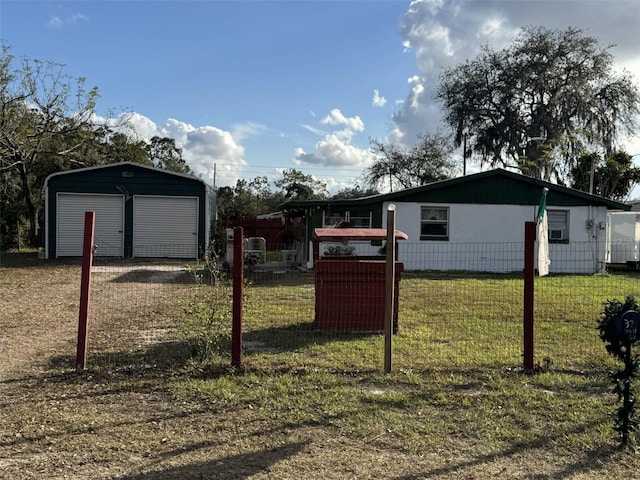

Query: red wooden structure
[[312, 228, 408, 332]]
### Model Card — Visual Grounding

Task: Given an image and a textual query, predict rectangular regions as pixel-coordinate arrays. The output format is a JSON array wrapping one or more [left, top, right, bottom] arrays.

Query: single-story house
[[44, 162, 214, 259], [282, 168, 630, 274]]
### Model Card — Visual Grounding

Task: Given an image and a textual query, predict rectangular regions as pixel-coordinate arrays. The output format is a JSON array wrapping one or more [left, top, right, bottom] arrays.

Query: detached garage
[[44, 162, 212, 259]]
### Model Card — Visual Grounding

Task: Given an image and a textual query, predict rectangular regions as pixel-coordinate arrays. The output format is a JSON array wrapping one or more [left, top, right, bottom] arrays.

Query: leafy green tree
[[274, 168, 328, 200], [570, 151, 640, 201], [101, 131, 148, 165], [365, 132, 456, 191], [216, 176, 282, 220], [331, 185, 379, 200], [435, 26, 640, 182], [0, 46, 100, 245], [146, 136, 191, 174]]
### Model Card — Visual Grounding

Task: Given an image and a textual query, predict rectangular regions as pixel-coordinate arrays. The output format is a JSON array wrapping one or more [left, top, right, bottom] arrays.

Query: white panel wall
[[383, 202, 609, 273]]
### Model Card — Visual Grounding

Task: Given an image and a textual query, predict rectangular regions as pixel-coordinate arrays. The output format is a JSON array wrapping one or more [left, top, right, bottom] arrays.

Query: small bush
[[181, 247, 232, 360], [598, 295, 640, 448]]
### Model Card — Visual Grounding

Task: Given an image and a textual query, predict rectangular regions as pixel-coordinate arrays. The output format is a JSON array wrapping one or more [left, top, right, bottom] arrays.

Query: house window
[[323, 210, 371, 228], [421, 206, 449, 240], [548, 210, 569, 243]]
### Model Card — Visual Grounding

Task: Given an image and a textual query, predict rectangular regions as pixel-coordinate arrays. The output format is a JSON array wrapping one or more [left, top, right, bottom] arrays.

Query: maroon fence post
[[76, 211, 95, 372], [384, 205, 396, 374], [231, 227, 244, 368], [523, 221, 536, 371]]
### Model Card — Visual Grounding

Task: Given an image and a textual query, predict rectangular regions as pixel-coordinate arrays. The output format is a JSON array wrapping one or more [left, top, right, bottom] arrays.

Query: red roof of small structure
[[313, 228, 408, 242]]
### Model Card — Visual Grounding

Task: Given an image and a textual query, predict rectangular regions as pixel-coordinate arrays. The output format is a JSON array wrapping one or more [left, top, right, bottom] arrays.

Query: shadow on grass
[[46, 339, 202, 382], [0, 251, 80, 268], [394, 420, 619, 480], [243, 321, 383, 354], [113, 440, 309, 480], [108, 269, 196, 285], [242, 269, 315, 287]]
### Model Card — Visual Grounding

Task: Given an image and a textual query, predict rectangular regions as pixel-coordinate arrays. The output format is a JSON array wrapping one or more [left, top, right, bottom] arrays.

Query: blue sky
[[2, 0, 640, 194]]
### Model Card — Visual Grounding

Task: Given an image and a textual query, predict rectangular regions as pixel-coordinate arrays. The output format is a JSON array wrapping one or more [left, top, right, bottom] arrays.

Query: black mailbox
[[615, 310, 640, 344]]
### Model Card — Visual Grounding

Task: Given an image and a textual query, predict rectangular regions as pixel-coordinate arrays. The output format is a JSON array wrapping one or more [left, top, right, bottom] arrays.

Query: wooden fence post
[[76, 211, 95, 372]]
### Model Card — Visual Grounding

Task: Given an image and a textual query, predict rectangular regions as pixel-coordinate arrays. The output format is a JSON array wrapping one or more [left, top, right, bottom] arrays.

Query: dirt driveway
[[0, 254, 208, 479]]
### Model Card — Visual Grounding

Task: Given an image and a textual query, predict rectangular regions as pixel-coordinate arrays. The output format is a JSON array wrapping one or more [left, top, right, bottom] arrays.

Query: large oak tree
[[435, 26, 639, 182]]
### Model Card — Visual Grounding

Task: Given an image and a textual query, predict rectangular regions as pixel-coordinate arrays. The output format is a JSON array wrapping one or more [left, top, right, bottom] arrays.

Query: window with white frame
[[420, 206, 449, 240], [548, 210, 569, 242], [323, 210, 371, 228]]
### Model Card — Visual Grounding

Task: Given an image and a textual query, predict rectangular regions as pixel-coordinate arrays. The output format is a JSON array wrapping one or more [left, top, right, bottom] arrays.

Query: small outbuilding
[[313, 227, 408, 332], [44, 162, 213, 259]]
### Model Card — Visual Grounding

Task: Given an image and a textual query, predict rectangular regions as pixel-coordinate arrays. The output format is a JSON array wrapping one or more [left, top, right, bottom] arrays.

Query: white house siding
[[381, 202, 609, 274]]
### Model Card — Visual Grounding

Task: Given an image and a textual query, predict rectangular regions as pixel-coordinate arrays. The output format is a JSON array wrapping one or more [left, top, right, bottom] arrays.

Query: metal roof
[[313, 228, 409, 242]]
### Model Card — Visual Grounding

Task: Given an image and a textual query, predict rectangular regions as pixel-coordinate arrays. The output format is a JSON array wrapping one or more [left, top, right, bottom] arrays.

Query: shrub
[[181, 247, 232, 360], [598, 295, 640, 448]]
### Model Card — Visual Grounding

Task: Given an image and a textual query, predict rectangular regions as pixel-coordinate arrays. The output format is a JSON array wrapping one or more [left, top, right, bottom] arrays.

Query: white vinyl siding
[[133, 195, 198, 258], [57, 193, 124, 257]]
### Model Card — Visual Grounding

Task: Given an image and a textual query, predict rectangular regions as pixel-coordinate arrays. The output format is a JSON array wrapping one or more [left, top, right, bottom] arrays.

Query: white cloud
[[47, 13, 87, 29], [320, 109, 364, 132], [230, 121, 268, 142], [372, 89, 387, 107], [122, 112, 159, 139], [301, 124, 327, 136], [293, 136, 375, 167], [105, 113, 246, 186], [294, 109, 374, 167], [47, 16, 62, 29]]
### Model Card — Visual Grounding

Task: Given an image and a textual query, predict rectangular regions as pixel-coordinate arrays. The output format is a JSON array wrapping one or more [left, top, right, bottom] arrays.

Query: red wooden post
[[231, 227, 244, 368], [523, 221, 536, 371], [384, 205, 396, 374], [76, 211, 95, 372]]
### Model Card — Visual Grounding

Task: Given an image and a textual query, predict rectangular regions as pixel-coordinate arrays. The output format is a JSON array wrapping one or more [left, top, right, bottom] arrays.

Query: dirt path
[[0, 258, 201, 479], [0, 262, 81, 379]]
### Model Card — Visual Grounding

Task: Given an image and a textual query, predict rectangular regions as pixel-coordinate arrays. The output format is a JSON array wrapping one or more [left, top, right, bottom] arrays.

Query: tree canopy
[[274, 169, 329, 201], [570, 151, 640, 201], [216, 169, 330, 221], [365, 132, 456, 191], [0, 46, 193, 249], [435, 26, 640, 182]]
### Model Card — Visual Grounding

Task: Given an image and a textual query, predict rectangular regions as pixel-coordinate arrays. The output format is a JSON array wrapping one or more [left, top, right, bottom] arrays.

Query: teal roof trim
[[281, 169, 630, 211], [44, 161, 208, 190]]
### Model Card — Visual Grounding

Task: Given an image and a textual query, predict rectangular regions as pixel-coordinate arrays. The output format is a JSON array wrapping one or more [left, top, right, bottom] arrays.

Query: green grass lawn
[[164, 270, 640, 476]]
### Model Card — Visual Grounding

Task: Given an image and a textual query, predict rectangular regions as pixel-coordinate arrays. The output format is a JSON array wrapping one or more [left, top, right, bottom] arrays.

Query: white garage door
[[133, 196, 198, 258], [57, 193, 124, 257]]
